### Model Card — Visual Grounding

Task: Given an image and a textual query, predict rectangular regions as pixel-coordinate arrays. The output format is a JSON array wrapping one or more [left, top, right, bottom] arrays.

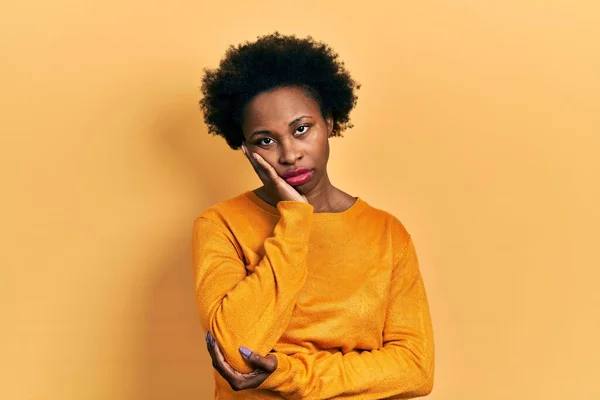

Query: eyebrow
[[250, 115, 313, 138]]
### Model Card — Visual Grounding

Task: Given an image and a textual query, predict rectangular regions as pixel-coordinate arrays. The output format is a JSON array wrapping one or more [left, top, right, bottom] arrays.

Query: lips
[[281, 168, 312, 178], [283, 170, 313, 186]]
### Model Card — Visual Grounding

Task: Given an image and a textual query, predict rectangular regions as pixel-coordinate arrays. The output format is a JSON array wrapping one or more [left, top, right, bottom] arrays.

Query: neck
[[303, 174, 344, 212], [256, 171, 348, 213]]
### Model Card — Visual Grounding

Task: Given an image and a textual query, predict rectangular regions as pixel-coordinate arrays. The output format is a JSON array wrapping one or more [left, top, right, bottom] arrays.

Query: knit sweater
[[191, 190, 435, 399]]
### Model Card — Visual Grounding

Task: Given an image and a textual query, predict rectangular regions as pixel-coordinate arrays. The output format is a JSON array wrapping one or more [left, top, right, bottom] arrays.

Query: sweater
[[191, 190, 435, 399]]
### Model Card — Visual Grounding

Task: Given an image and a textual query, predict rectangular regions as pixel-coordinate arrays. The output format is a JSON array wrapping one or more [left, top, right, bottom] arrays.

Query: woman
[[193, 32, 435, 399]]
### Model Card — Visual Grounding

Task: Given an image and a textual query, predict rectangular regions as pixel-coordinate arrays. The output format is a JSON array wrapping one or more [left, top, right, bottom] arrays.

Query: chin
[[296, 178, 315, 192]]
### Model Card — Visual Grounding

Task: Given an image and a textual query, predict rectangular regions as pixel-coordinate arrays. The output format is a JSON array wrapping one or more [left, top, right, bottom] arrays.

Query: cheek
[[310, 127, 328, 147], [263, 152, 279, 165], [312, 129, 329, 158], [322, 137, 330, 161]]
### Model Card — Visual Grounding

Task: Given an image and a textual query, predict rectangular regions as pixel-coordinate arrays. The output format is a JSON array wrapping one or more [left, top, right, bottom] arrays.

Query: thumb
[[239, 346, 277, 372]]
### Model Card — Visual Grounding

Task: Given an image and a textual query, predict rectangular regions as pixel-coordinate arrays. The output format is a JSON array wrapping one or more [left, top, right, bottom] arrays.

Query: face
[[241, 85, 333, 193]]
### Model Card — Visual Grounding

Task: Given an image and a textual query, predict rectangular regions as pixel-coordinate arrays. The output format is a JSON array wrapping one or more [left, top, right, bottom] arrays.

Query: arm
[[258, 236, 435, 399], [192, 200, 313, 373]]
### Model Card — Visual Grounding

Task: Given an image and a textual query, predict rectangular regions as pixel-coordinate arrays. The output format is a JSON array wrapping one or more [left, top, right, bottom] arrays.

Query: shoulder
[[360, 199, 412, 251], [194, 191, 254, 229]]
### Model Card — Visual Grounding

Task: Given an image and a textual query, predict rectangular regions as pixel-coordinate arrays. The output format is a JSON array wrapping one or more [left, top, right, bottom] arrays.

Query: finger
[[209, 337, 274, 390], [239, 346, 278, 372], [206, 332, 229, 376], [242, 143, 268, 179], [252, 153, 281, 183], [206, 332, 219, 365], [241, 143, 261, 171], [263, 354, 278, 372], [212, 337, 244, 378], [241, 370, 273, 389], [206, 338, 219, 374], [205, 332, 213, 359]]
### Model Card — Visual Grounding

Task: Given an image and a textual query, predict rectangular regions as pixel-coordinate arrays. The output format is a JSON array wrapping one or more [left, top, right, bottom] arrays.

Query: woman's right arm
[[192, 200, 313, 374]]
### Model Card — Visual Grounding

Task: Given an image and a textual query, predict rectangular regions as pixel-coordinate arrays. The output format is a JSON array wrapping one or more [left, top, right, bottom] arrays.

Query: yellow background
[[1, 1, 598, 399]]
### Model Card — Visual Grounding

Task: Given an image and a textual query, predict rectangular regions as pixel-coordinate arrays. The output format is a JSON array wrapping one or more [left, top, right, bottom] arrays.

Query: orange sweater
[[192, 190, 435, 399]]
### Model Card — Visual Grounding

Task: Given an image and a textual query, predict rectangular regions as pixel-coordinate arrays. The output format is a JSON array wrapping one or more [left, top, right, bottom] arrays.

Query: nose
[[278, 139, 303, 165]]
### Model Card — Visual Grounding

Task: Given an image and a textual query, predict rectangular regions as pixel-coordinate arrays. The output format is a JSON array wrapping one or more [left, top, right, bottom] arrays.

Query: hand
[[205, 331, 278, 391], [241, 142, 308, 204]]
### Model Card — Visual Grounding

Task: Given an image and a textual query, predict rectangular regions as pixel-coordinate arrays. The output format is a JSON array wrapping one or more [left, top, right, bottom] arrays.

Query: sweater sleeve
[[257, 236, 435, 399], [192, 200, 314, 374]]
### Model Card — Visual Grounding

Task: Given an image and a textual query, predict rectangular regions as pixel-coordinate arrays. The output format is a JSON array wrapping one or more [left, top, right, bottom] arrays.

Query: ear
[[325, 115, 334, 136]]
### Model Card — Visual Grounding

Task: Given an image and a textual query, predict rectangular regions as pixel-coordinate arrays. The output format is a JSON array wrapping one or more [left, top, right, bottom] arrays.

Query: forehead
[[242, 86, 320, 129]]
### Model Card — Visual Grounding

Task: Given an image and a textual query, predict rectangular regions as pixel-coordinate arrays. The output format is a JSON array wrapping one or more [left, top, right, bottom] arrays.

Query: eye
[[256, 137, 274, 146], [295, 125, 310, 134]]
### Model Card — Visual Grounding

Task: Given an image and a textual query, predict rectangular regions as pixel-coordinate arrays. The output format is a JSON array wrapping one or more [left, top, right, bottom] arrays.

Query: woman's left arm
[[257, 237, 435, 400]]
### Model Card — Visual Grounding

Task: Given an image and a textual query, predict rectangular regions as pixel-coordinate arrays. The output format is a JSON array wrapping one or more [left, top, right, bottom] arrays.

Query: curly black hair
[[200, 32, 360, 150]]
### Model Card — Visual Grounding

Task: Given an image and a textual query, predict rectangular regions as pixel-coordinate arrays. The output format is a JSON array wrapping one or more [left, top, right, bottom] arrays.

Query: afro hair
[[199, 32, 360, 150]]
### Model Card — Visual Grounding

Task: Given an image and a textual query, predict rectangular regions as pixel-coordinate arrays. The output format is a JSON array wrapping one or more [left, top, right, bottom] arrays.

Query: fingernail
[[239, 346, 252, 358]]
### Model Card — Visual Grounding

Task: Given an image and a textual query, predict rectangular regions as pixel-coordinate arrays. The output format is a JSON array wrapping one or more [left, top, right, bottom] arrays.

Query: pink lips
[[283, 170, 313, 186], [281, 168, 312, 178]]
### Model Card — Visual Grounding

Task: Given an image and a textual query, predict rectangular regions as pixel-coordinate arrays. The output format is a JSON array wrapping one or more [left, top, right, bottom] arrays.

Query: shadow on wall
[[138, 96, 245, 399]]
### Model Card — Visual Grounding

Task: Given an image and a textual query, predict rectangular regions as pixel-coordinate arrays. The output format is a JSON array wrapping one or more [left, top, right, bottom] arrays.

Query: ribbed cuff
[[277, 200, 314, 213], [274, 201, 314, 242], [257, 352, 292, 391]]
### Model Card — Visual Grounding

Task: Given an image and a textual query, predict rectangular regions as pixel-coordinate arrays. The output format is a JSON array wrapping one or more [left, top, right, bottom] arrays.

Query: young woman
[[193, 32, 435, 399]]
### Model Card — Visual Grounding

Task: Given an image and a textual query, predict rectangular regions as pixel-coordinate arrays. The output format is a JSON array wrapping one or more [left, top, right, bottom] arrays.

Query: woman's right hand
[[241, 142, 309, 204]]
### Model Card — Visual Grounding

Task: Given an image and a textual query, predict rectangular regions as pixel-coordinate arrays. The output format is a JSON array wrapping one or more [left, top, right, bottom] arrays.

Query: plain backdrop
[[1, 1, 598, 399]]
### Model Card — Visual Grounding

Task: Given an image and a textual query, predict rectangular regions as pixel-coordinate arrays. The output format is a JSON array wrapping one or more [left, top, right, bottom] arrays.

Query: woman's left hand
[[205, 331, 278, 391]]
